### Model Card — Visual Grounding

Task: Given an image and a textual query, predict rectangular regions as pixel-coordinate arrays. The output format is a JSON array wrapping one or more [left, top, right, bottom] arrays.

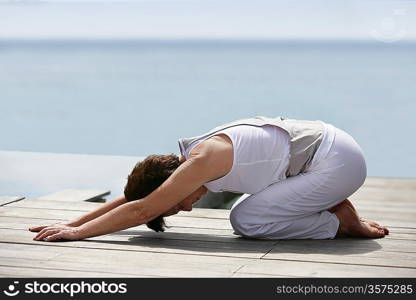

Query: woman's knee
[[229, 207, 246, 235], [230, 207, 280, 238], [229, 206, 259, 237]]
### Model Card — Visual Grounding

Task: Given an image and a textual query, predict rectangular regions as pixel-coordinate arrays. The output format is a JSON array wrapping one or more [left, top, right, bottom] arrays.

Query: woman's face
[[163, 186, 208, 217]]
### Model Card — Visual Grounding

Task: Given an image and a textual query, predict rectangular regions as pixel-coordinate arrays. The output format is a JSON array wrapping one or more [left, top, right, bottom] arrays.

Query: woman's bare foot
[[340, 199, 389, 235], [331, 200, 386, 238]]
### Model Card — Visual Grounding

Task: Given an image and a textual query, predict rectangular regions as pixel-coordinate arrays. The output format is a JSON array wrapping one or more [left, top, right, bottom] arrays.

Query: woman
[[30, 116, 389, 241]]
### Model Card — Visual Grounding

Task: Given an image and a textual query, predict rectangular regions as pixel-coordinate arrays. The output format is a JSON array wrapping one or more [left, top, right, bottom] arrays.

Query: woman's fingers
[[34, 227, 49, 239], [34, 229, 60, 241], [29, 222, 67, 232], [43, 232, 64, 242], [34, 227, 62, 240], [33, 224, 64, 238], [35, 228, 80, 242], [29, 225, 47, 232]]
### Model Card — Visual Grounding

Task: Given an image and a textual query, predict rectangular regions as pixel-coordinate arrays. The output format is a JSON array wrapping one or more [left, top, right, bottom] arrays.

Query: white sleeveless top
[[183, 125, 291, 194]]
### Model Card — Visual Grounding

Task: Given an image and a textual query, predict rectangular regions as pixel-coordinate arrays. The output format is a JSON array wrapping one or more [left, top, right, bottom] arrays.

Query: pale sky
[[0, 0, 415, 40]]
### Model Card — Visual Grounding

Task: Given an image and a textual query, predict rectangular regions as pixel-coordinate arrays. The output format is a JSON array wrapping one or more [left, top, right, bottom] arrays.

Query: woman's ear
[[179, 154, 185, 163]]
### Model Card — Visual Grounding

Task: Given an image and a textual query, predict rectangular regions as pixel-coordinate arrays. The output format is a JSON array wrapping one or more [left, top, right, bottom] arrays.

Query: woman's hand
[[31, 224, 82, 242], [29, 222, 73, 233]]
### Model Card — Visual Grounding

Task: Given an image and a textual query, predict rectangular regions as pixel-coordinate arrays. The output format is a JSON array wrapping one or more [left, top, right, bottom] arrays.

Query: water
[[1, 39, 415, 179]]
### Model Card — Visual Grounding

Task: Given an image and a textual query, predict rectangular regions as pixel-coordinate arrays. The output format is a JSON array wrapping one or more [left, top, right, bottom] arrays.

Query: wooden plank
[[382, 234, 416, 241], [7, 198, 230, 219], [38, 190, 110, 202], [267, 238, 416, 254], [352, 201, 416, 211], [0, 206, 83, 221], [7, 198, 102, 211], [0, 196, 25, 206], [0, 242, 61, 260], [165, 216, 232, 229], [345, 212, 416, 228], [0, 258, 157, 278], [0, 266, 145, 278], [0, 216, 236, 237], [363, 177, 416, 189], [385, 227, 416, 234], [262, 238, 416, 269], [347, 178, 416, 207], [0, 243, 254, 277], [0, 206, 233, 230], [236, 259, 416, 277], [351, 187, 415, 203], [0, 242, 151, 277], [177, 208, 229, 219], [0, 228, 276, 259], [354, 206, 415, 219]]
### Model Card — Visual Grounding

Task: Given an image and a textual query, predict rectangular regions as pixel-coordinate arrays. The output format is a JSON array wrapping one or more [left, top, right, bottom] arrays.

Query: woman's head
[[124, 154, 181, 232], [124, 154, 207, 232], [162, 185, 208, 217]]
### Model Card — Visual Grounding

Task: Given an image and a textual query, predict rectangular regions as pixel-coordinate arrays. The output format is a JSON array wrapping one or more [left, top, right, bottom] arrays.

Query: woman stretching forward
[[30, 116, 389, 241]]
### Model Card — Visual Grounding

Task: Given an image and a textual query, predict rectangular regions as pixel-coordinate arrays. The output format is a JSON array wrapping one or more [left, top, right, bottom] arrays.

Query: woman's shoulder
[[189, 133, 233, 157], [187, 133, 234, 179]]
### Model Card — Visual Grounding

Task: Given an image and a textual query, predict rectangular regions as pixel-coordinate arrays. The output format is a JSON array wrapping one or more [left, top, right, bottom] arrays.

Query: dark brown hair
[[124, 154, 182, 232]]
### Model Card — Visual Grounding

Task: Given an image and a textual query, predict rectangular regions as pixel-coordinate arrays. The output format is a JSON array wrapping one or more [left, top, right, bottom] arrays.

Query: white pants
[[229, 123, 367, 239]]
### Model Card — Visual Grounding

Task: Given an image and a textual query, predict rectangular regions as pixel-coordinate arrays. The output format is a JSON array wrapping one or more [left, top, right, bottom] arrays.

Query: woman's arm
[[34, 137, 233, 242], [35, 143, 231, 241], [66, 195, 127, 226], [34, 157, 211, 241], [29, 195, 127, 232]]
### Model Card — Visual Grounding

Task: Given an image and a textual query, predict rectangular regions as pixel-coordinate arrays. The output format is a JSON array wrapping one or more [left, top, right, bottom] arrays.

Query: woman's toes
[[361, 218, 389, 235], [360, 217, 380, 227], [362, 222, 385, 238], [342, 220, 385, 238]]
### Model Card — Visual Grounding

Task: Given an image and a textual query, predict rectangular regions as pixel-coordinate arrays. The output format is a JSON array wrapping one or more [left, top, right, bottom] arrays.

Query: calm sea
[[1, 39, 415, 178]]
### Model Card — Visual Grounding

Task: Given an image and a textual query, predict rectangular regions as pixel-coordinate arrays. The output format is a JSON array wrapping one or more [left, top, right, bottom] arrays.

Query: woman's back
[[184, 124, 291, 194]]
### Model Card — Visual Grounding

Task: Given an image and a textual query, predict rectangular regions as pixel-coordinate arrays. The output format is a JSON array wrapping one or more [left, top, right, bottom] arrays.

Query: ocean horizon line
[[1, 37, 416, 48]]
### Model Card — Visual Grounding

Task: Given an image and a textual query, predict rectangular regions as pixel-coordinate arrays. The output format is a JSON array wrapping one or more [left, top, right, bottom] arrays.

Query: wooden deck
[[0, 177, 415, 278]]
